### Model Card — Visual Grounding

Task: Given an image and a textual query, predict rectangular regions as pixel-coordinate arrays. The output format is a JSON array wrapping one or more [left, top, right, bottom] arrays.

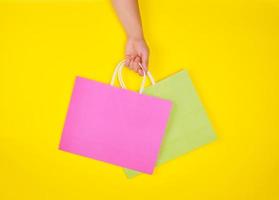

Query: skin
[[111, 0, 149, 76]]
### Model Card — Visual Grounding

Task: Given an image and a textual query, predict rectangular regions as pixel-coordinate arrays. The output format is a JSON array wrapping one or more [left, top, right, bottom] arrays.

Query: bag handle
[[110, 60, 155, 94]]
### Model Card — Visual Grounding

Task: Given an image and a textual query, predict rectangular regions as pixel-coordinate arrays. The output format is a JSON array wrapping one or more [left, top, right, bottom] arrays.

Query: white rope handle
[[110, 60, 156, 94], [110, 61, 124, 87]]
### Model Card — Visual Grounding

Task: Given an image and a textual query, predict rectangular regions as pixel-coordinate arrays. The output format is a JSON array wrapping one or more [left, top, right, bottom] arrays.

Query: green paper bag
[[124, 70, 217, 178]]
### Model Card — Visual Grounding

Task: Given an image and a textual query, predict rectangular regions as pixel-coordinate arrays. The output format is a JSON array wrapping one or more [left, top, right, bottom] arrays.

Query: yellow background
[[1, 0, 279, 199]]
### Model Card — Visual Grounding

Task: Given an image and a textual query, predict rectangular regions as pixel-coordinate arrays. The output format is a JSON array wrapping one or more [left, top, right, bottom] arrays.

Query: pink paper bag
[[59, 61, 172, 174]]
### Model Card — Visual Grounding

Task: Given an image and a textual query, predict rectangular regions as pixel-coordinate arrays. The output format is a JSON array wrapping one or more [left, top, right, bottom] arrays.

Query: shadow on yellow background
[[1, 0, 279, 199]]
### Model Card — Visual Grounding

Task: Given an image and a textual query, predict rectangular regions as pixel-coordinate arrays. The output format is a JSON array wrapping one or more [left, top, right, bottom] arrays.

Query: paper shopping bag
[[59, 61, 172, 174], [124, 70, 217, 177]]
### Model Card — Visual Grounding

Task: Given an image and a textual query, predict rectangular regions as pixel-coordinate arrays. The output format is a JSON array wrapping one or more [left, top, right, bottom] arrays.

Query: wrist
[[127, 35, 145, 43], [127, 31, 144, 41]]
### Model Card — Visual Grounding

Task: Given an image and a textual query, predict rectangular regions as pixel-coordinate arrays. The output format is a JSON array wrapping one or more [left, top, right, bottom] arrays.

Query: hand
[[125, 38, 149, 76]]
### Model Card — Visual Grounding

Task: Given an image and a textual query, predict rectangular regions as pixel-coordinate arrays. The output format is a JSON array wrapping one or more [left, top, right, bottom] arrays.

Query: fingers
[[125, 55, 145, 76], [125, 56, 132, 67], [133, 56, 143, 76], [125, 55, 135, 71], [125, 38, 149, 76]]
